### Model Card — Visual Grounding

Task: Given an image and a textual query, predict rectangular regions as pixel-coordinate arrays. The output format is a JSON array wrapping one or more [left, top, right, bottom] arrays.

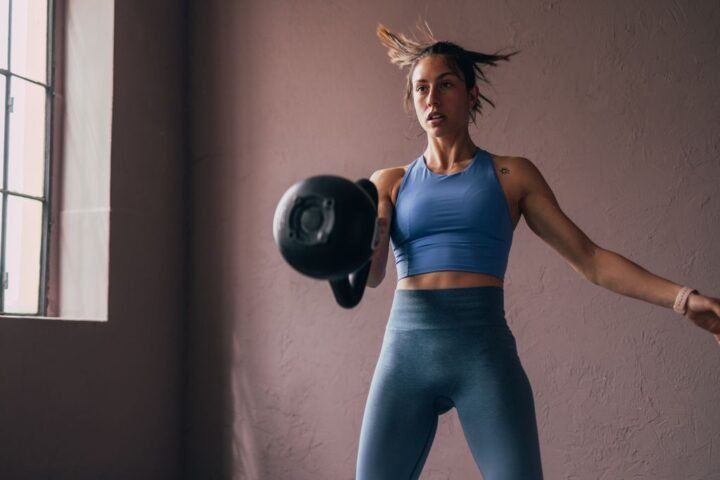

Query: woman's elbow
[[367, 266, 386, 288], [367, 243, 389, 288]]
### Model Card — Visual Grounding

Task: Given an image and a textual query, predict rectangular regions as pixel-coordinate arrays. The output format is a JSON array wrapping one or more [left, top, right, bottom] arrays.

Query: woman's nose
[[427, 87, 439, 106]]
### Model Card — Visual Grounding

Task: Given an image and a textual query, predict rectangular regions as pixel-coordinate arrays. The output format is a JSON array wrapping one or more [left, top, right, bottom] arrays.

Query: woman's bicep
[[519, 158, 598, 279]]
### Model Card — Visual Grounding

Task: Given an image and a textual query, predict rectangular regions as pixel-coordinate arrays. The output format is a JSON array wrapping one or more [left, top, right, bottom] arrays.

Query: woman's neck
[[423, 132, 477, 169]]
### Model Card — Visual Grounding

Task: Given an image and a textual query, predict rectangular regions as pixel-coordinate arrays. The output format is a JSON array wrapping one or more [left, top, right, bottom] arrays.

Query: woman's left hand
[[685, 293, 720, 346]]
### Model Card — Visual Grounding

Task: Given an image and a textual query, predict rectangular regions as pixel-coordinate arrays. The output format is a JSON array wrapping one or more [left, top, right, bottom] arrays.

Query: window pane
[[0, 74, 5, 187], [10, 0, 47, 83], [8, 77, 45, 197], [0, 0, 8, 70], [5, 194, 42, 314]]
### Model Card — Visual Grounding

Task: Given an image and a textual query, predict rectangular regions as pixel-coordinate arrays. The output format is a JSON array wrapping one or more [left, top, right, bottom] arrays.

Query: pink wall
[[188, 0, 720, 479], [0, 1, 185, 478]]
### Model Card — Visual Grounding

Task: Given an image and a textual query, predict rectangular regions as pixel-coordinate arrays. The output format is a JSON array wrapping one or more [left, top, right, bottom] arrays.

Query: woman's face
[[411, 55, 477, 137]]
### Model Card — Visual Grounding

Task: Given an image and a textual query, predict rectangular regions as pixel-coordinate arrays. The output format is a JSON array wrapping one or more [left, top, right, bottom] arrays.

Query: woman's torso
[[385, 151, 523, 290]]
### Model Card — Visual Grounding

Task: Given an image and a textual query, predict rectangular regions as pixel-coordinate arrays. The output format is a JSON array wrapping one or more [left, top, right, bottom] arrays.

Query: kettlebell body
[[273, 175, 379, 308]]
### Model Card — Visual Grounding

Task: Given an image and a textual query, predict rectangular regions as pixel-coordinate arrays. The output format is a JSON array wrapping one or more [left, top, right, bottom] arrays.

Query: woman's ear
[[468, 85, 479, 109]]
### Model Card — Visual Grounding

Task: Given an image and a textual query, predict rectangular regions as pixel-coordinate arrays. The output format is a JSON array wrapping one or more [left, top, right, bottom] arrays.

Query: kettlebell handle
[[329, 261, 371, 308], [328, 178, 379, 308]]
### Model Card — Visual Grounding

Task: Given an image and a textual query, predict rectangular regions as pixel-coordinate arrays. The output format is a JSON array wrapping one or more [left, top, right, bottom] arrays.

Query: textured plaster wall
[[188, 0, 720, 478]]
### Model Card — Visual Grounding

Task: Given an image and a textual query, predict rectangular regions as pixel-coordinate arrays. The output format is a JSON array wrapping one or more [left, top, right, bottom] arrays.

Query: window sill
[[0, 314, 107, 322]]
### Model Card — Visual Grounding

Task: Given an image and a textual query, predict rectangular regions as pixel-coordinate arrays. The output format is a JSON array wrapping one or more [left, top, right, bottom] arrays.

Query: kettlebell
[[273, 175, 380, 308]]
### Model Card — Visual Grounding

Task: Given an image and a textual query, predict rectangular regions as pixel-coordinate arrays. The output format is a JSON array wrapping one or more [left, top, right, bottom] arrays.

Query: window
[[0, 0, 54, 315]]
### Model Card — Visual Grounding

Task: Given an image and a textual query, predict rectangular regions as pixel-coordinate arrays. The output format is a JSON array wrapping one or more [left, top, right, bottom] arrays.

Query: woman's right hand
[[685, 293, 720, 346]]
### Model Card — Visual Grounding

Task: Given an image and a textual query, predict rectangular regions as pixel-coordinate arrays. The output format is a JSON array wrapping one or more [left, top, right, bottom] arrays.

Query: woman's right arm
[[367, 169, 395, 288]]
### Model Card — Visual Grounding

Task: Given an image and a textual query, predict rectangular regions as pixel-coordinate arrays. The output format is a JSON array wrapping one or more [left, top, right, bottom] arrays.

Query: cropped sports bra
[[389, 148, 514, 280]]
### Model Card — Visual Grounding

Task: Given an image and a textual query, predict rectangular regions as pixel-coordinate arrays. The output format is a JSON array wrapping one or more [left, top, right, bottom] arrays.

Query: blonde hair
[[376, 22, 518, 123]]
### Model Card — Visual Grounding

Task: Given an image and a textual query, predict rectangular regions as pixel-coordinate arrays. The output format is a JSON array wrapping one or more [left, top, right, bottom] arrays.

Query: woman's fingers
[[679, 294, 720, 346]]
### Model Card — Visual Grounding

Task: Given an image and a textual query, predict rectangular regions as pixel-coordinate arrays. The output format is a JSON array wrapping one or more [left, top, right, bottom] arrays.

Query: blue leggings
[[356, 286, 543, 479]]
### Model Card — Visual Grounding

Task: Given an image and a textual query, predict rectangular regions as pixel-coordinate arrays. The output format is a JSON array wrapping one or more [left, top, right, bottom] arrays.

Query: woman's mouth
[[427, 112, 445, 124]]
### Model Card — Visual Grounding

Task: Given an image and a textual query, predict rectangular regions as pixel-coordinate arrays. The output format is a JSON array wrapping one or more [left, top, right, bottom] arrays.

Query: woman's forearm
[[367, 240, 389, 288], [589, 247, 689, 310]]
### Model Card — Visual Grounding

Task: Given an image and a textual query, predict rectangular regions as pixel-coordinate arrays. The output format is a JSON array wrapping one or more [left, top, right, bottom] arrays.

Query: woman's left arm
[[515, 157, 720, 344]]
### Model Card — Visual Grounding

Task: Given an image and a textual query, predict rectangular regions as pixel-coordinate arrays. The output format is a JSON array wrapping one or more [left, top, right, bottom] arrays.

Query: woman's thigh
[[356, 337, 440, 480], [454, 354, 543, 480]]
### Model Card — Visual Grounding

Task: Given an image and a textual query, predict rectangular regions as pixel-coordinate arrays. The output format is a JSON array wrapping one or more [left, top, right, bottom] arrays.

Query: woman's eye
[[441, 81, 453, 88]]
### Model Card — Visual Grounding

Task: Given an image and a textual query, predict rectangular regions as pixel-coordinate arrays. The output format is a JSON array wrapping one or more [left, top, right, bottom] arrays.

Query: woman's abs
[[396, 271, 504, 290]]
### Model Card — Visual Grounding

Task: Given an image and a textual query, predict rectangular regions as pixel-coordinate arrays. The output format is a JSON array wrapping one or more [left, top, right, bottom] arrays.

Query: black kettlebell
[[273, 175, 380, 308]]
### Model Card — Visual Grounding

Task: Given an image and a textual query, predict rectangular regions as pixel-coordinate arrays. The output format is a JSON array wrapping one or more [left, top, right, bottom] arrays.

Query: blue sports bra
[[389, 148, 514, 280]]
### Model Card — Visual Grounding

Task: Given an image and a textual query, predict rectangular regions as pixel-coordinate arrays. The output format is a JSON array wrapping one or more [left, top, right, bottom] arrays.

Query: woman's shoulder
[[486, 151, 537, 172], [486, 152, 545, 199], [370, 163, 411, 204], [486, 150, 524, 165], [370, 163, 410, 188], [370, 164, 408, 182]]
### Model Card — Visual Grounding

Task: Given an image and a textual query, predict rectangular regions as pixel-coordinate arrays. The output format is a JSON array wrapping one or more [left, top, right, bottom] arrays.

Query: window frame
[[0, 0, 56, 316]]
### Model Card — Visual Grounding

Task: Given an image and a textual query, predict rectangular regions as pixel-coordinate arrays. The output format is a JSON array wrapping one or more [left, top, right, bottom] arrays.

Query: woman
[[357, 23, 720, 480]]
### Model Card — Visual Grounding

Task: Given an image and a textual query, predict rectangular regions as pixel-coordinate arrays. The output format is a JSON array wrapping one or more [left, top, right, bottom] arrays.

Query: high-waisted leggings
[[356, 286, 543, 479]]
